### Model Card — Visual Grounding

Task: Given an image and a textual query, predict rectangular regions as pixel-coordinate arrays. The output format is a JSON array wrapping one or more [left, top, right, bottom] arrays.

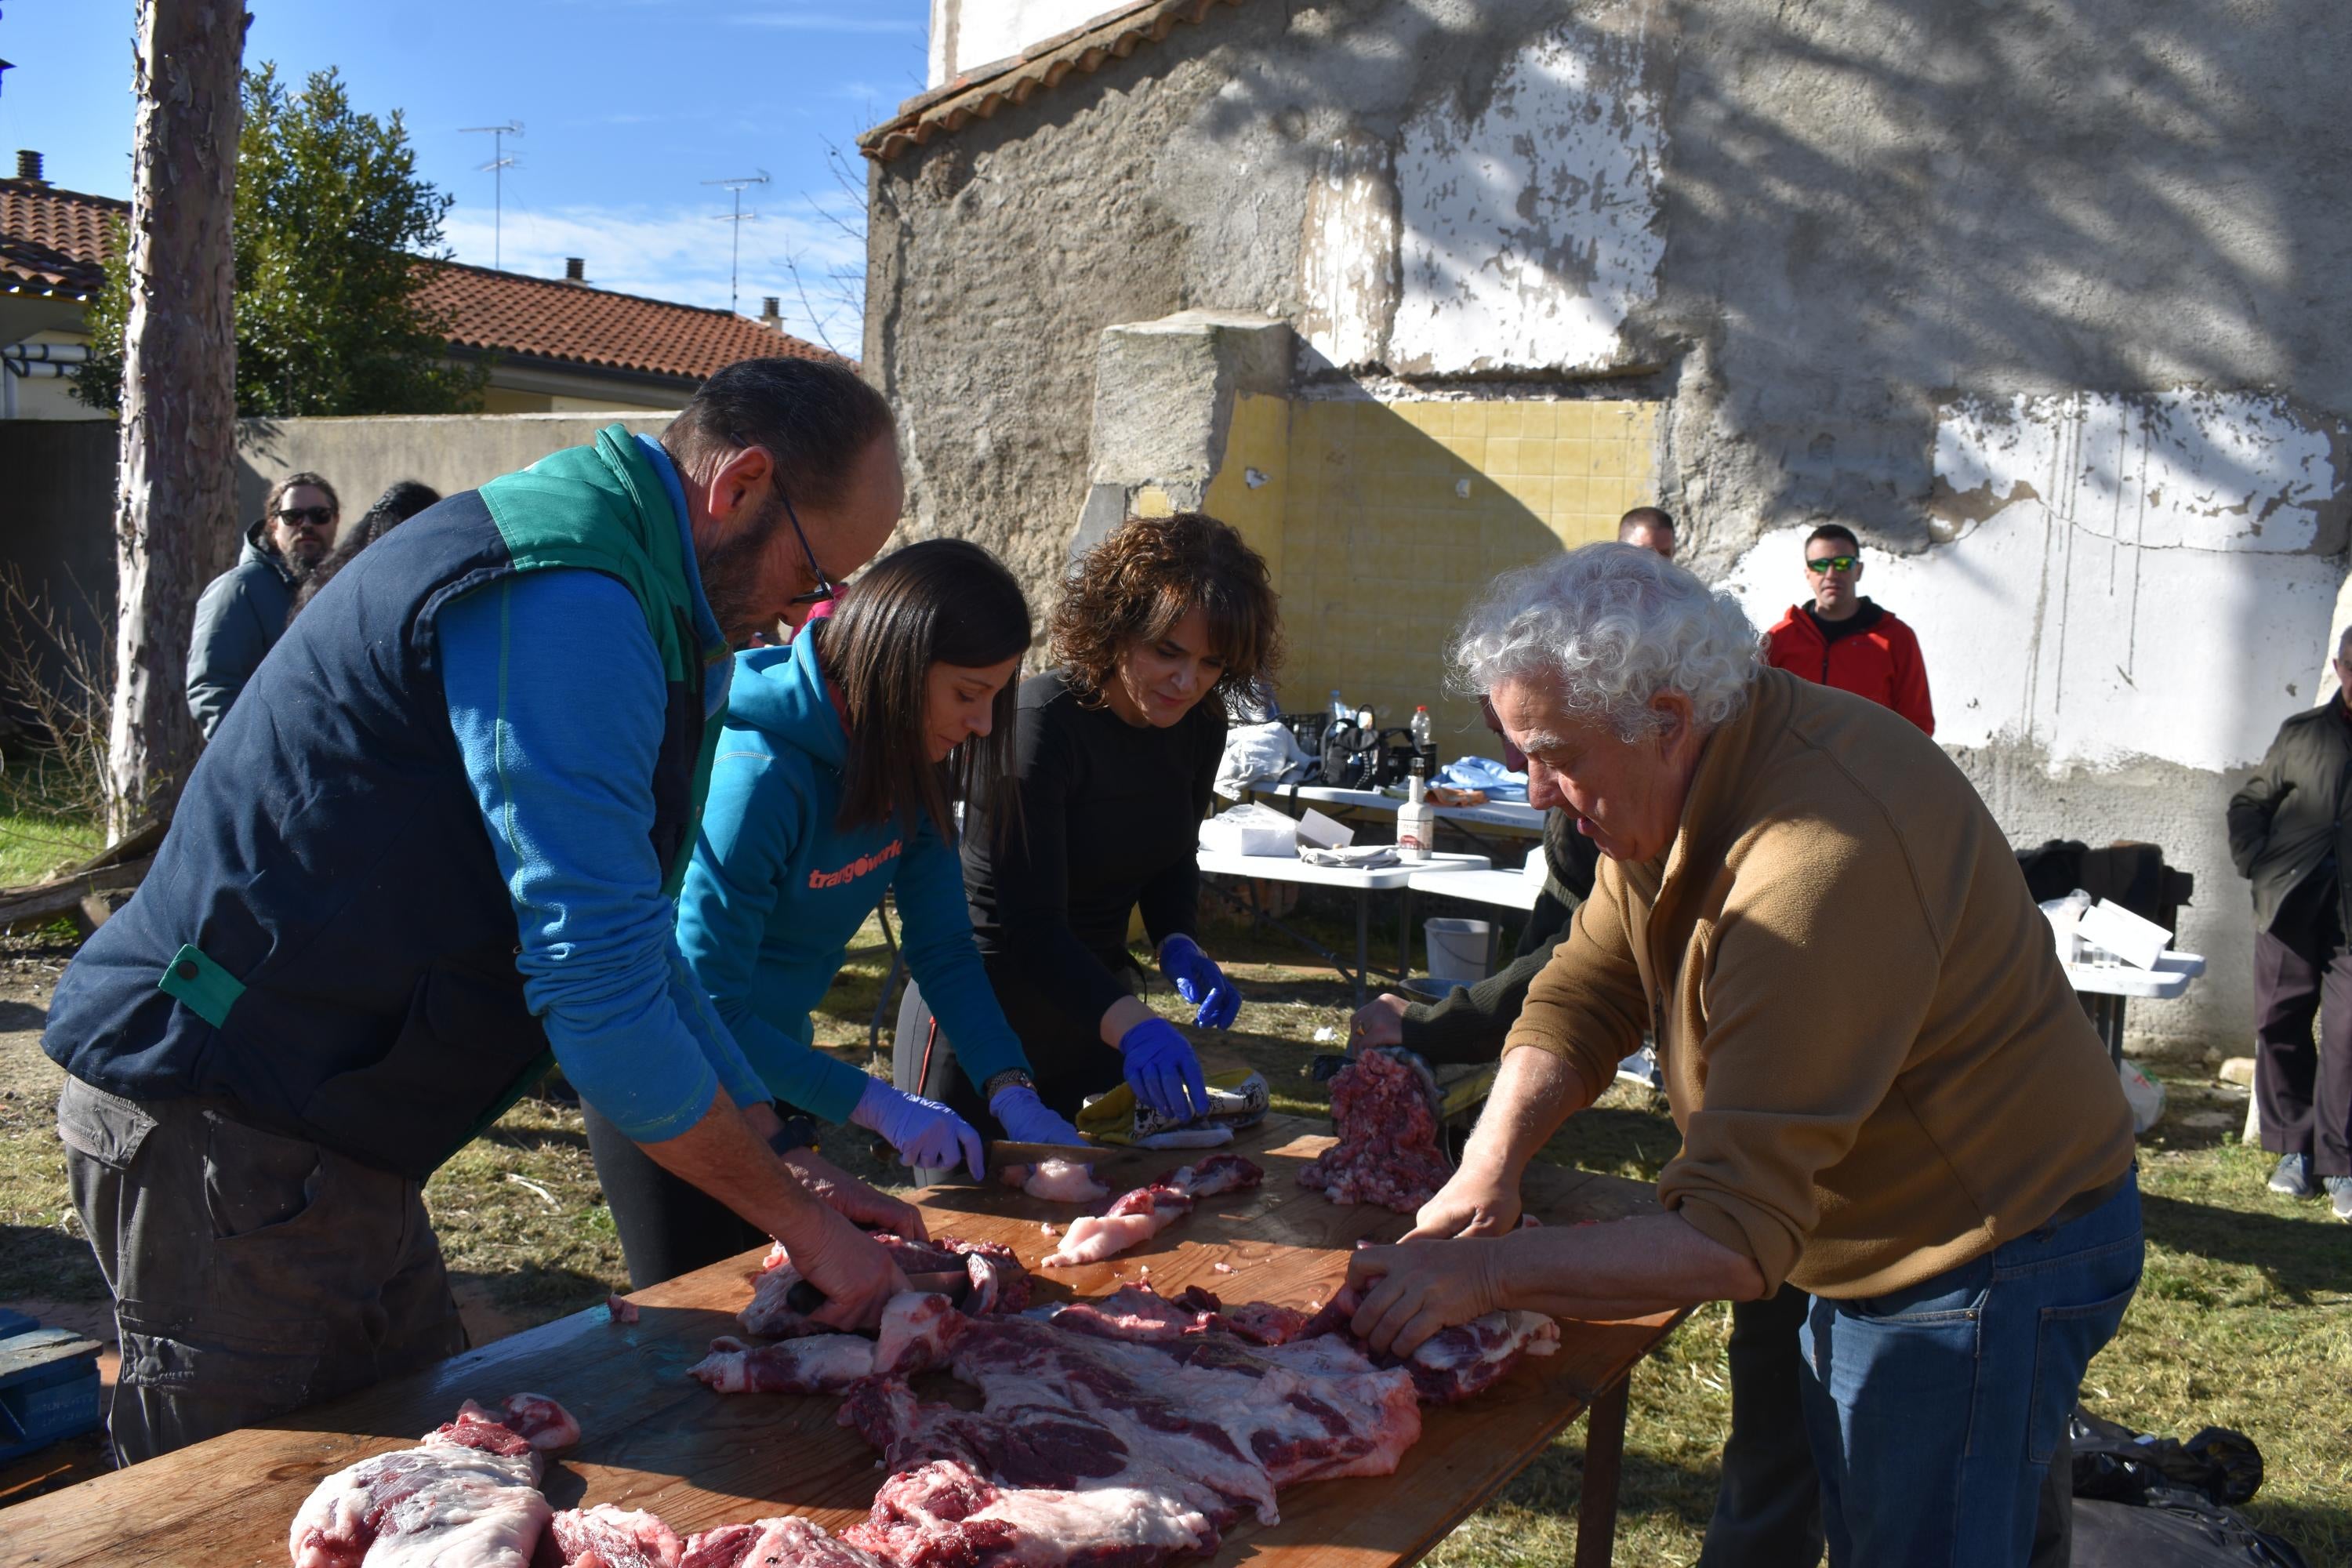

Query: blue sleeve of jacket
[[185, 568, 270, 741], [675, 751, 873, 1125], [896, 816, 1029, 1091], [438, 569, 771, 1141]]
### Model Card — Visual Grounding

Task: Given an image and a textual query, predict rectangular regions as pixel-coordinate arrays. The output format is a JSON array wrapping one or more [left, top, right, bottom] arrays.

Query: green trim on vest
[[158, 943, 244, 1029], [478, 423, 728, 894]]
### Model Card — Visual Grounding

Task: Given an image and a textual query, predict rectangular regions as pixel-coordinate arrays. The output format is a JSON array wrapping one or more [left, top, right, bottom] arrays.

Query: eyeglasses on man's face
[[724, 433, 837, 608], [276, 506, 334, 528], [1805, 554, 1860, 574]]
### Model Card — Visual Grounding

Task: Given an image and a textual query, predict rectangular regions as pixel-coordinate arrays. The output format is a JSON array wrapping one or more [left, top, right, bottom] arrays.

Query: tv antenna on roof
[[460, 121, 524, 269], [702, 171, 770, 315]]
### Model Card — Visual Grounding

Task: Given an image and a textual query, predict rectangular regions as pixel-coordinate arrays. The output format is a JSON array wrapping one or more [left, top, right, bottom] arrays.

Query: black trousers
[[895, 966, 1131, 1128], [2252, 900, 2352, 1178], [581, 1100, 764, 1291], [1698, 1283, 1826, 1566]]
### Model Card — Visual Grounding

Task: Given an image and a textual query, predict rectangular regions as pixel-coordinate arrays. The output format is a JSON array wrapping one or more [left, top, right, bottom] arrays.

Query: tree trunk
[[106, 0, 248, 839]]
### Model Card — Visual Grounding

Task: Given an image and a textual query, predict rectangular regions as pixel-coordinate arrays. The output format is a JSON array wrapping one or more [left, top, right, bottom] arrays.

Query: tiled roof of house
[[858, 0, 1246, 164], [412, 260, 845, 380], [0, 177, 125, 299]]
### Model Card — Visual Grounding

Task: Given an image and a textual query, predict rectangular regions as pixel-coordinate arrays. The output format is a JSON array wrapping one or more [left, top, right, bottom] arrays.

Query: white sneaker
[[2268, 1152, 2317, 1199]]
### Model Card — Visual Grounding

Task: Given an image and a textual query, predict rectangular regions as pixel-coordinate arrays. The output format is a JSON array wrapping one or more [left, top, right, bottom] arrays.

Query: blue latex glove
[[1117, 1017, 1210, 1123], [849, 1076, 985, 1181], [1159, 934, 1240, 1030], [989, 1084, 1087, 1147]]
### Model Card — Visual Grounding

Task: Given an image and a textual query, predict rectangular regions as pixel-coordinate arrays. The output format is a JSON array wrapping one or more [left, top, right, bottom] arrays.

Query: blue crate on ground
[[0, 1308, 105, 1461]]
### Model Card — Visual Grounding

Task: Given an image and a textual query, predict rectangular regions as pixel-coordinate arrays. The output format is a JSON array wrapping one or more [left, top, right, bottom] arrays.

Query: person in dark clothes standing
[[2227, 624, 2352, 1221], [1348, 695, 1597, 1063], [187, 471, 340, 739], [289, 480, 442, 620], [1763, 523, 1934, 736], [898, 513, 1283, 1131]]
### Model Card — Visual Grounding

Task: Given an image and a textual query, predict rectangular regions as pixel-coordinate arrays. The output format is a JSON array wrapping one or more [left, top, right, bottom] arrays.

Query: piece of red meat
[[1040, 1159, 1264, 1269], [1295, 1285, 1561, 1404], [1298, 1051, 1452, 1213], [692, 1334, 878, 1396], [539, 1504, 685, 1567], [741, 1236, 1029, 1338], [680, 1516, 890, 1568], [289, 1394, 578, 1568]]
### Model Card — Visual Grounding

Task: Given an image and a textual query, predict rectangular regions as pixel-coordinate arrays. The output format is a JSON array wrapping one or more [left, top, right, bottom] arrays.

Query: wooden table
[[0, 1116, 1682, 1568]]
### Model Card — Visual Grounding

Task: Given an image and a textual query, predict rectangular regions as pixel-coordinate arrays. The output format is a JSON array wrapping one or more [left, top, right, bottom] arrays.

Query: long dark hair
[[819, 538, 1029, 840], [289, 480, 442, 622]]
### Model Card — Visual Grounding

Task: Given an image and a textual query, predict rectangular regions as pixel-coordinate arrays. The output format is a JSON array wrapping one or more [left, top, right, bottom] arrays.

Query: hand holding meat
[[790, 1210, 914, 1332], [1403, 1160, 1523, 1240], [779, 1145, 930, 1242], [851, 1077, 985, 1181], [1348, 992, 1410, 1049], [1118, 1017, 1210, 1122], [989, 1083, 1087, 1147], [1346, 1236, 1508, 1357], [1158, 935, 1241, 1029]]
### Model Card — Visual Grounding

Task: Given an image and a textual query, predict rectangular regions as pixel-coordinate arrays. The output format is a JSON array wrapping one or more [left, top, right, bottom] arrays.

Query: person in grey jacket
[[2227, 625, 2352, 1219], [185, 471, 339, 739]]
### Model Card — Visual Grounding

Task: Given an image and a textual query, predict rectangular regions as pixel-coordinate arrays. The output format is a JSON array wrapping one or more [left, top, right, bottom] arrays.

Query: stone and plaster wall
[[866, 0, 2352, 1051]]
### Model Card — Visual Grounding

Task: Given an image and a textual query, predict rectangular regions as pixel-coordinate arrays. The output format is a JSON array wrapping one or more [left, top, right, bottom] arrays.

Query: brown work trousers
[[55, 1076, 467, 1465]]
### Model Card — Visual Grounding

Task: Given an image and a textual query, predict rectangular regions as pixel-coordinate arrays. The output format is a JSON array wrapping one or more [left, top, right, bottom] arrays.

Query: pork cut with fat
[[1000, 1158, 1110, 1205], [1038, 1156, 1262, 1269], [1298, 1050, 1452, 1213], [289, 1394, 578, 1568], [540, 1504, 684, 1567], [1298, 1287, 1561, 1404], [680, 1516, 891, 1568], [741, 1236, 1029, 1338], [691, 1334, 878, 1396], [845, 1458, 1220, 1568]]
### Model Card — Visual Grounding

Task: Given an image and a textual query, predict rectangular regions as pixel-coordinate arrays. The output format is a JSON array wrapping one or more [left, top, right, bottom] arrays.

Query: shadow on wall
[[1261, 397, 1575, 747]]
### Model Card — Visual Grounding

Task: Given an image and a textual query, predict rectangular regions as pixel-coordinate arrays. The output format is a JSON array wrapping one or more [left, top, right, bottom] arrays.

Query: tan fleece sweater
[[1508, 667, 2135, 1299]]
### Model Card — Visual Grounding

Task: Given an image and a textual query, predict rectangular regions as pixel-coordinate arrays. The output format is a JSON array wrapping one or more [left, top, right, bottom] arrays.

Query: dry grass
[[2, 908, 2346, 1563]]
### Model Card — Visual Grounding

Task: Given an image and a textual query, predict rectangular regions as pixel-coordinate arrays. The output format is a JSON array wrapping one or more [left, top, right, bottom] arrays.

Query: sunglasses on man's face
[[1805, 554, 1860, 574], [277, 506, 334, 528]]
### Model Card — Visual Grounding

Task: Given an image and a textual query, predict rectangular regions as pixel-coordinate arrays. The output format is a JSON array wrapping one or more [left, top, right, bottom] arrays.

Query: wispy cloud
[[440, 196, 866, 353]]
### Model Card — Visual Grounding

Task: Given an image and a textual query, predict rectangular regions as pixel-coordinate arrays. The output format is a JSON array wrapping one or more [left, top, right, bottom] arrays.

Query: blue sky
[[0, 1, 931, 353]]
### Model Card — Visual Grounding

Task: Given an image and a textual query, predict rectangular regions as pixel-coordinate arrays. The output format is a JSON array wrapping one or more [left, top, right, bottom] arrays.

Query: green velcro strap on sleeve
[[157, 943, 245, 1028]]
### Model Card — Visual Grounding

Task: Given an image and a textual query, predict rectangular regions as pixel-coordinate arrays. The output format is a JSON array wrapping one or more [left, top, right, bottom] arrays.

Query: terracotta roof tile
[[0, 179, 126, 298], [412, 260, 847, 380], [858, 0, 1246, 164]]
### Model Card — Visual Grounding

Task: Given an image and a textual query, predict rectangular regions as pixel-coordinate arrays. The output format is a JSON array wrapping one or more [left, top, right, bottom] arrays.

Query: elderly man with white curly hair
[[1345, 543, 2141, 1567]]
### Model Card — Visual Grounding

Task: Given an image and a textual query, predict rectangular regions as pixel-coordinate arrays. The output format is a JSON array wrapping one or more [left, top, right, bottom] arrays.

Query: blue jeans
[[1798, 1169, 2143, 1567]]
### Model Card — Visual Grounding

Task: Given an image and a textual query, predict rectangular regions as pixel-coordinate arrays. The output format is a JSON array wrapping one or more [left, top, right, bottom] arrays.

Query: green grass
[[3, 908, 2345, 1563], [0, 758, 104, 886]]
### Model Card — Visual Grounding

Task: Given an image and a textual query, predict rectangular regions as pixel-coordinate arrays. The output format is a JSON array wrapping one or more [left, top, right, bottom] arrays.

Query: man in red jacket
[[1765, 524, 1935, 735]]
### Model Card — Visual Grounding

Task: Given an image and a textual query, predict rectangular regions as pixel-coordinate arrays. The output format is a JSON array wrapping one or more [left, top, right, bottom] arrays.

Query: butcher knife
[[782, 1267, 970, 1317]]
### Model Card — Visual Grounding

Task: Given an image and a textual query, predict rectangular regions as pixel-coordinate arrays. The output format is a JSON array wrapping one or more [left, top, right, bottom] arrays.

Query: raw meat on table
[[289, 1393, 578, 1568], [539, 1504, 684, 1567], [1298, 1049, 1453, 1213], [740, 1235, 1030, 1337], [1039, 1155, 1263, 1269], [1298, 1285, 1561, 1404], [846, 1457, 1221, 1568], [680, 1516, 891, 1568], [1000, 1158, 1110, 1204], [692, 1334, 878, 1396]]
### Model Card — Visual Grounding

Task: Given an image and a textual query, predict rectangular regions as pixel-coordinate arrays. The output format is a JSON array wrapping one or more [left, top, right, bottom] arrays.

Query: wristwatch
[[981, 1069, 1035, 1101], [765, 1112, 822, 1156]]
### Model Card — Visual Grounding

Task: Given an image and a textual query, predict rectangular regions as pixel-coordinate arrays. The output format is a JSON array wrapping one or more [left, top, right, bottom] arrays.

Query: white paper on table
[[1296, 808, 1355, 851]]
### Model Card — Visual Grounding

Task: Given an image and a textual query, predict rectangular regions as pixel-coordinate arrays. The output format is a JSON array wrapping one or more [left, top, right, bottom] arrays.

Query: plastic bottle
[[1396, 755, 1434, 862], [1410, 706, 1432, 751], [1330, 688, 1349, 724]]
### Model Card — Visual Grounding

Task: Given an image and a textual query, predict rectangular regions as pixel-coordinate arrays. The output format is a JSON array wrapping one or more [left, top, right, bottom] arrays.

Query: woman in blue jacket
[[594, 540, 1085, 1286]]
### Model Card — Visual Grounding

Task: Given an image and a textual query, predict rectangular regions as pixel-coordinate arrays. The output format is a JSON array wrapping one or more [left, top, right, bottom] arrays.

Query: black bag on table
[[1319, 723, 1421, 789]]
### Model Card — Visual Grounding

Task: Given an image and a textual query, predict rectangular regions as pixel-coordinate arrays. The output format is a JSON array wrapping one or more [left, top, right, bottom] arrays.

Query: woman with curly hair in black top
[[895, 512, 1284, 1133]]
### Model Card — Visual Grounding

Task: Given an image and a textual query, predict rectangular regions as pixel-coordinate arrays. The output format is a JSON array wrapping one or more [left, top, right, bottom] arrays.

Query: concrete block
[[2218, 1056, 2256, 1088]]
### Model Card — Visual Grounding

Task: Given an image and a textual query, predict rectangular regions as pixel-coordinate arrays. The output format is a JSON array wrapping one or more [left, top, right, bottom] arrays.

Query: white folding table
[[1244, 782, 1545, 850], [1195, 847, 1488, 1005], [2063, 952, 2204, 1066]]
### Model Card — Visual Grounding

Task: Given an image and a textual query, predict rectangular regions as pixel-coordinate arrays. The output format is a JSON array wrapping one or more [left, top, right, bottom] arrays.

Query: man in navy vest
[[45, 358, 914, 1463]]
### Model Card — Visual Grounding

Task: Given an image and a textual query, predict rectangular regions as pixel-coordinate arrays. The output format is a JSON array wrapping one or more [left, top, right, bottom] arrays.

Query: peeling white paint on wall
[[1299, 136, 1400, 368], [927, 0, 1112, 87], [1723, 390, 2347, 775], [1386, 24, 1666, 376]]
